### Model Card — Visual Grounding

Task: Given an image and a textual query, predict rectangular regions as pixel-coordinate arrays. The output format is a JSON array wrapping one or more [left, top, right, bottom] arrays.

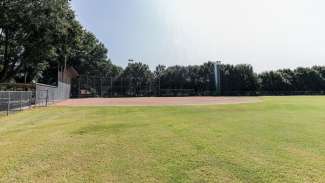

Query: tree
[[119, 62, 153, 96], [294, 67, 325, 91], [259, 71, 291, 92], [199, 62, 215, 93], [1, 0, 121, 85], [154, 65, 166, 95], [0, 0, 76, 82], [312, 66, 325, 91], [221, 64, 258, 95]]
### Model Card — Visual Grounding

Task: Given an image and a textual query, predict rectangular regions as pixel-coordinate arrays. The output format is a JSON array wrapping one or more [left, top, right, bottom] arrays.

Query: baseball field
[[0, 96, 324, 182]]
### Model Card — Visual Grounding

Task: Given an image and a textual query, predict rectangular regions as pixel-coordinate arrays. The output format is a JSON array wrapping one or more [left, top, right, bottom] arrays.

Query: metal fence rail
[[0, 91, 32, 115]]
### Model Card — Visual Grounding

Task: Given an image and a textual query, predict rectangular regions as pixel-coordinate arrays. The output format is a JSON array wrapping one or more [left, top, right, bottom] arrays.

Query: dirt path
[[55, 97, 261, 107]]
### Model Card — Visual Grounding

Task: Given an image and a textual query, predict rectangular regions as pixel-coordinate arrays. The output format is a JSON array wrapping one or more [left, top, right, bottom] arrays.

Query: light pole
[[210, 61, 222, 96], [128, 59, 134, 63]]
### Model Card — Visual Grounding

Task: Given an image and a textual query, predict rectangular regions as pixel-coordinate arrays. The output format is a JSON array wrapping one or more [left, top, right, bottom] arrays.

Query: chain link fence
[[35, 83, 71, 106], [0, 91, 33, 115], [0, 82, 72, 115], [71, 76, 207, 98], [35, 83, 57, 106]]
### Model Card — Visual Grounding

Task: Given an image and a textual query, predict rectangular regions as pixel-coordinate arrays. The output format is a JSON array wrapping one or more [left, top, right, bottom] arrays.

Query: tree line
[[74, 61, 325, 97], [1, 0, 325, 96], [117, 63, 325, 96]]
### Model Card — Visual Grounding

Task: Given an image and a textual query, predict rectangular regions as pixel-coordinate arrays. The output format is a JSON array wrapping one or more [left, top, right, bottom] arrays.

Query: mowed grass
[[1, 97, 325, 182]]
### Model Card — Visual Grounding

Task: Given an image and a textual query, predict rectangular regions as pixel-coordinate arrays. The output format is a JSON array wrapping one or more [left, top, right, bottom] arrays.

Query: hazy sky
[[71, 0, 325, 72]]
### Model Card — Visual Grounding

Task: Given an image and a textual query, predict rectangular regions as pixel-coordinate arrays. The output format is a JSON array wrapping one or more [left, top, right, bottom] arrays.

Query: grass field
[[1, 97, 325, 182]]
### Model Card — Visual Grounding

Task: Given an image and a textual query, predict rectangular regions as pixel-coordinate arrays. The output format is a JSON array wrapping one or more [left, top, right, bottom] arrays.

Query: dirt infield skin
[[55, 97, 261, 107]]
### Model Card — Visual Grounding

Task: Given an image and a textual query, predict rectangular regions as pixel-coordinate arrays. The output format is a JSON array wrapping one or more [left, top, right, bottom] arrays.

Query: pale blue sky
[[71, 0, 325, 72]]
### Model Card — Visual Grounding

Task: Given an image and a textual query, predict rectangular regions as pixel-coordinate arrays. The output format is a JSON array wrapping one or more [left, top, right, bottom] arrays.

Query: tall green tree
[[259, 71, 292, 92], [293, 67, 324, 91], [1, 0, 121, 84], [221, 64, 258, 95], [0, 0, 76, 82], [69, 31, 122, 77], [119, 62, 153, 96]]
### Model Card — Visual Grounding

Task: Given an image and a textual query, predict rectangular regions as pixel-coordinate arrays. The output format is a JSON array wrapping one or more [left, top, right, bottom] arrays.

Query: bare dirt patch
[[55, 97, 261, 107]]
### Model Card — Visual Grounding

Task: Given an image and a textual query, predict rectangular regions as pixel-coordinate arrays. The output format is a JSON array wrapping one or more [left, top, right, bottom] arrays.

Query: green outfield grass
[[1, 97, 325, 182]]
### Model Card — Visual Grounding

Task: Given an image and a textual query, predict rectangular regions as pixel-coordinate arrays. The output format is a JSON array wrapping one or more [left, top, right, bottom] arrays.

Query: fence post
[[78, 78, 81, 98], [100, 77, 103, 97], [7, 92, 10, 116], [20, 92, 22, 111], [46, 90, 49, 107], [29, 92, 32, 109], [158, 78, 161, 97], [110, 78, 113, 97], [35, 84, 38, 106]]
